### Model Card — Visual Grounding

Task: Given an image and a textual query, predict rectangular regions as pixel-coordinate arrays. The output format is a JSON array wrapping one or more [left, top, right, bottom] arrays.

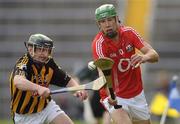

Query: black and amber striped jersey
[[10, 53, 71, 114]]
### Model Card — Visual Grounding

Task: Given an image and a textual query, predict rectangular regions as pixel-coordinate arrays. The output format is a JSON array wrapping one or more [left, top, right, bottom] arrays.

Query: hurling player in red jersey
[[91, 4, 159, 124]]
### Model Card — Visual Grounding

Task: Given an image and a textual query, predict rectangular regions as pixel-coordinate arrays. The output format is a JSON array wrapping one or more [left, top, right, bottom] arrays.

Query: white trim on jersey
[[123, 27, 144, 43], [96, 35, 104, 58]]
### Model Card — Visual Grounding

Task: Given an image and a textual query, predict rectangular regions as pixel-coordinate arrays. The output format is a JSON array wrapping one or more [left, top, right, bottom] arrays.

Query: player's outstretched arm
[[66, 78, 88, 101]]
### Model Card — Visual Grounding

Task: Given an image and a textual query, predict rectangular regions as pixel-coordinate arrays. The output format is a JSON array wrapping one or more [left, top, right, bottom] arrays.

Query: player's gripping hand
[[74, 90, 88, 101], [130, 54, 144, 68], [36, 85, 50, 98], [101, 97, 115, 113], [108, 97, 117, 106]]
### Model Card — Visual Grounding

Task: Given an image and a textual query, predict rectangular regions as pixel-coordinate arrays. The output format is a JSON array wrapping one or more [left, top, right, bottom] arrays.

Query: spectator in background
[[150, 70, 180, 124]]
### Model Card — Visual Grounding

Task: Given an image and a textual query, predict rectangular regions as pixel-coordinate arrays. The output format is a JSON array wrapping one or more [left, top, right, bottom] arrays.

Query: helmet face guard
[[95, 4, 117, 21], [26, 34, 54, 63]]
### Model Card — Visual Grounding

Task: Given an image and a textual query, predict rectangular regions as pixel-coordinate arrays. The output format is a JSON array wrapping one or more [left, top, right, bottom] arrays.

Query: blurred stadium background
[[0, 0, 180, 123]]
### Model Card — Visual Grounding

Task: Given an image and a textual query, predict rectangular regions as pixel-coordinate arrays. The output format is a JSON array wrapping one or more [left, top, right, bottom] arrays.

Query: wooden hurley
[[94, 57, 122, 109]]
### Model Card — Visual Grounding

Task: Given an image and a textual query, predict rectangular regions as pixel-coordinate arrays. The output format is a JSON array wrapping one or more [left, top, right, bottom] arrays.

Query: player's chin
[[106, 30, 113, 34], [39, 57, 48, 63], [105, 31, 117, 38]]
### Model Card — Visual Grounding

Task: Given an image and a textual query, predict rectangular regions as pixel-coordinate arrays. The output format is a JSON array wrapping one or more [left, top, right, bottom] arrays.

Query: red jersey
[[92, 26, 145, 99]]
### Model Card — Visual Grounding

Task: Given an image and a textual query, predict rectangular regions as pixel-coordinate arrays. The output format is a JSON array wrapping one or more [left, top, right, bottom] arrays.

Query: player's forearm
[[66, 78, 79, 87], [143, 49, 159, 63], [14, 75, 40, 92]]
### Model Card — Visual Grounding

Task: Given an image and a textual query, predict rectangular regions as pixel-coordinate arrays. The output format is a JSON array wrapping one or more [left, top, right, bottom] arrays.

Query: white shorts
[[14, 100, 65, 124], [102, 90, 151, 121]]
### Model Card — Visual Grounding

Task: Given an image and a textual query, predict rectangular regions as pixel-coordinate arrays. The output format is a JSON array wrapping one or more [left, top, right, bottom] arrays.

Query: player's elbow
[[151, 50, 159, 63], [155, 53, 159, 62], [154, 50, 159, 62]]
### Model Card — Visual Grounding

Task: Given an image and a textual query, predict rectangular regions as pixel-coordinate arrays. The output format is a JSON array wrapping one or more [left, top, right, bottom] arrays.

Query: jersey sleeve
[[51, 60, 71, 87], [92, 35, 107, 60], [14, 64, 26, 76], [126, 27, 145, 50], [14, 56, 29, 78]]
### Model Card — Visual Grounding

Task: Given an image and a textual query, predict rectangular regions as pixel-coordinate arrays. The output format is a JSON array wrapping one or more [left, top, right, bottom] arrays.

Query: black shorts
[[90, 91, 105, 118]]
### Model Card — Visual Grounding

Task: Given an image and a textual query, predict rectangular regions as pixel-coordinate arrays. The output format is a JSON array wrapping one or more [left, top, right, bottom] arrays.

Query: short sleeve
[[92, 34, 107, 60], [14, 63, 28, 78], [51, 63, 71, 87], [125, 27, 145, 50]]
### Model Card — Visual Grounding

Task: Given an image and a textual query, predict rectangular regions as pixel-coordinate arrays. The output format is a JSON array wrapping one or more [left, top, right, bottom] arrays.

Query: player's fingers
[[44, 89, 50, 97], [39, 88, 50, 98], [108, 97, 117, 106], [81, 91, 88, 100], [131, 54, 142, 66], [74, 91, 88, 101], [74, 91, 82, 98], [83, 91, 88, 100], [131, 54, 140, 62]]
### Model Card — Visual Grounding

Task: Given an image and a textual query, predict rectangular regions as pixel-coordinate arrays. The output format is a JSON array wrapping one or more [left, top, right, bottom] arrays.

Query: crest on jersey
[[125, 44, 133, 52], [18, 64, 27, 71]]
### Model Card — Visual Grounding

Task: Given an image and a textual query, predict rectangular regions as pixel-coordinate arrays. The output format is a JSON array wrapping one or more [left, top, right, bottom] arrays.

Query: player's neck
[[111, 33, 119, 42]]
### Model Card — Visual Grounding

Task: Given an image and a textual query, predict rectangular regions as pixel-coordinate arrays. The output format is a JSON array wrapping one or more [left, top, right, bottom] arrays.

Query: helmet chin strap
[[32, 44, 35, 57]]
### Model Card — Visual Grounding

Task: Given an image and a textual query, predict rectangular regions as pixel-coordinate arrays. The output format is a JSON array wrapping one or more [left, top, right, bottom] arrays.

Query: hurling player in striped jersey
[[91, 4, 159, 124], [10, 34, 88, 124]]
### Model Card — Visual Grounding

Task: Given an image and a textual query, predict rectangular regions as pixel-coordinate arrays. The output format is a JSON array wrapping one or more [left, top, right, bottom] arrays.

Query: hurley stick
[[94, 57, 122, 109]]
